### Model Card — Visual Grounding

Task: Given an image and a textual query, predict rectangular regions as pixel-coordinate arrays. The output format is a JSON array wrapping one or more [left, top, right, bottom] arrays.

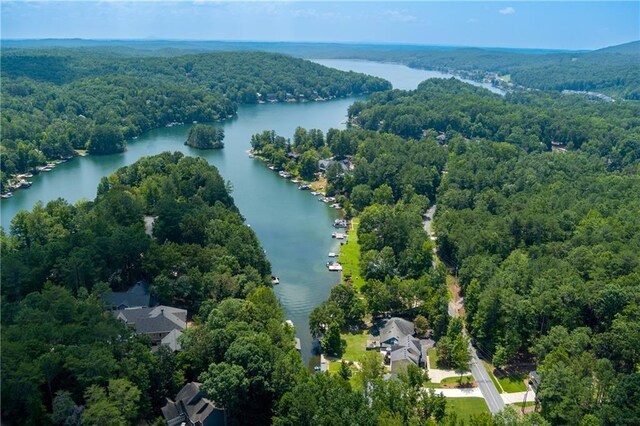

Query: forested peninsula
[[0, 49, 390, 191], [1, 152, 295, 425]]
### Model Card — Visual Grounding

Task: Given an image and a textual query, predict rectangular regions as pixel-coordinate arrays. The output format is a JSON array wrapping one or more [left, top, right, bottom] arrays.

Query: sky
[[1, 1, 638, 50]]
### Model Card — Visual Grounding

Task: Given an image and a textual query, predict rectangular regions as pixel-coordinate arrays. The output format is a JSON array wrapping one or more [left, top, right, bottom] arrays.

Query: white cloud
[[499, 7, 516, 15], [382, 10, 417, 23]]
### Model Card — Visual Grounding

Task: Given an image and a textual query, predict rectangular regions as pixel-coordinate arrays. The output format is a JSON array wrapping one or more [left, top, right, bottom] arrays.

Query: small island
[[185, 124, 225, 149]]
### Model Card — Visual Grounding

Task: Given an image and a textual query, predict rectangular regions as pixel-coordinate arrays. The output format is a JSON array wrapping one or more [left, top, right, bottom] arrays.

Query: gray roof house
[[102, 281, 151, 310], [115, 305, 187, 350], [379, 317, 415, 346], [318, 159, 351, 172], [378, 317, 434, 373], [162, 382, 226, 426]]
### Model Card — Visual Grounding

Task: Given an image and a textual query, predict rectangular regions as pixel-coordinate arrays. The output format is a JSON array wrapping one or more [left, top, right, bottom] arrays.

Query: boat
[[23, 173, 33, 178], [19, 180, 32, 188], [271, 276, 280, 285], [328, 252, 338, 257], [248, 153, 255, 158], [334, 219, 347, 228], [291, 178, 300, 184], [330, 203, 342, 209], [268, 165, 276, 171], [332, 232, 346, 239], [326, 261, 343, 271], [310, 191, 320, 196], [298, 184, 310, 190], [279, 171, 292, 178], [1, 192, 13, 199]]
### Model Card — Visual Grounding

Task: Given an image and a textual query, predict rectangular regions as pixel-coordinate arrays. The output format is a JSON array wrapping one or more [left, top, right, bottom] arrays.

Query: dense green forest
[[4, 39, 637, 99], [339, 79, 640, 425], [3, 44, 639, 424], [248, 76, 640, 424], [0, 152, 288, 425], [349, 79, 640, 172], [0, 48, 390, 189]]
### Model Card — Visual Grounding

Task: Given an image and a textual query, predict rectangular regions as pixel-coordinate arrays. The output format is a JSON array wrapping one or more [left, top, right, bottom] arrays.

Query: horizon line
[[3, 37, 627, 52]]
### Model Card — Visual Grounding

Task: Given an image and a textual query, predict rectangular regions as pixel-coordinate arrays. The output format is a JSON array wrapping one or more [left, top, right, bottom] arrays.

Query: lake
[[0, 59, 502, 364]]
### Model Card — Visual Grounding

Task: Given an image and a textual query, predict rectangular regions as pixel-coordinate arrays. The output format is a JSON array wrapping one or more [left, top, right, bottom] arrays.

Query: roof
[[102, 281, 151, 309], [318, 159, 350, 171], [390, 346, 420, 365], [420, 338, 436, 351], [161, 329, 183, 352], [115, 305, 187, 335], [379, 317, 415, 343], [389, 335, 423, 367], [162, 382, 225, 426]]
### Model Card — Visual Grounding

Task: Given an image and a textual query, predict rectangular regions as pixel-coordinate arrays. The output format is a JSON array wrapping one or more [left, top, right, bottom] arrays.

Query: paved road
[[469, 345, 505, 414], [422, 204, 437, 237], [423, 204, 438, 269], [425, 204, 505, 414]]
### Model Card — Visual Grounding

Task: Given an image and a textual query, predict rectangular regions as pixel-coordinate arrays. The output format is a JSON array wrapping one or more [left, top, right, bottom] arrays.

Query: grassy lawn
[[445, 397, 489, 422], [424, 382, 444, 389], [339, 218, 365, 291], [481, 361, 527, 393], [327, 330, 370, 389], [341, 330, 369, 361], [309, 176, 327, 193], [482, 361, 504, 393], [440, 375, 475, 386], [498, 374, 527, 393], [428, 348, 439, 369], [327, 330, 369, 372], [512, 401, 535, 407]]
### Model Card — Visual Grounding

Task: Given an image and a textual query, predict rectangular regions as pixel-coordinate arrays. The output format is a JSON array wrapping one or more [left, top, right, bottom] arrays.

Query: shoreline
[[2, 93, 376, 199]]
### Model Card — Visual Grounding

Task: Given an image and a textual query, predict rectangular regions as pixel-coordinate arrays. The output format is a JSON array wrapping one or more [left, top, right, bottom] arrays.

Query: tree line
[[1, 48, 391, 190], [345, 78, 640, 425]]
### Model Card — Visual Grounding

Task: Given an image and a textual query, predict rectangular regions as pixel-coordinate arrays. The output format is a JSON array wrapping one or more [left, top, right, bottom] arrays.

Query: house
[[378, 317, 415, 346], [318, 159, 351, 173], [436, 132, 447, 144], [376, 317, 434, 373], [102, 281, 152, 310], [162, 382, 226, 426], [115, 305, 187, 350]]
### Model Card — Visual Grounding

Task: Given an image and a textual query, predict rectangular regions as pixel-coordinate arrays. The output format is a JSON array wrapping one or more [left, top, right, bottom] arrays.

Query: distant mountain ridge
[[2, 39, 638, 99], [591, 40, 640, 55]]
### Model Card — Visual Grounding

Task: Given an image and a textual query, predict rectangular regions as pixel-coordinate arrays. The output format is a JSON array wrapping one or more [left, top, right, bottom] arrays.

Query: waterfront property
[[370, 317, 435, 374]]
